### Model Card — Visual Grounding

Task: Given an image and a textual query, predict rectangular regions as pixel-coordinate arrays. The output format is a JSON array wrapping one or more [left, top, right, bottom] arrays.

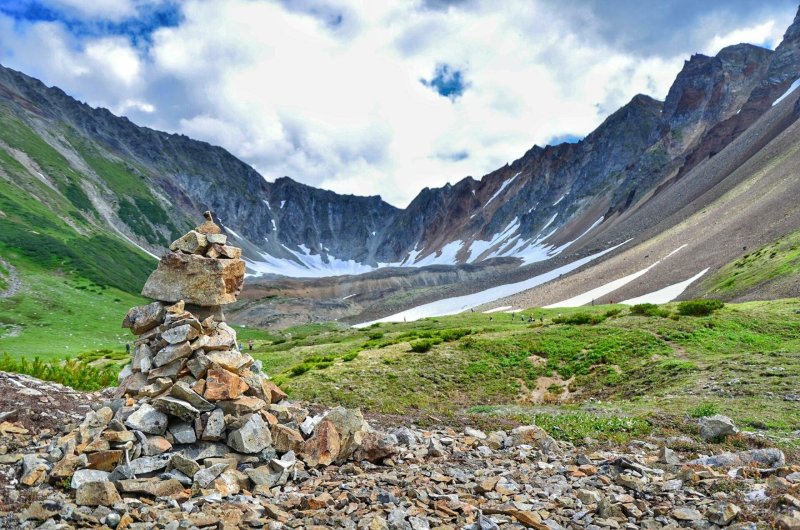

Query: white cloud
[[705, 20, 784, 53], [0, 1, 795, 206]]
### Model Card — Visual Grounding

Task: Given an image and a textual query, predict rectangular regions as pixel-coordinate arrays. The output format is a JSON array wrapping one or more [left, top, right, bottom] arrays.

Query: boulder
[[688, 448, 785, 468], [169, 421, 197, 444], [153, 341, 193, 367], [86, 450, 123, 472], [200, 408, 226, 441], [707, 502, 741, 526], [194, 463, 229, 488], [323, 407, 369, 461], [300, 420, 341, 467], [206, 349, 250, 371], [132, 343, 152, 372], [71, 469, 110, 489], [162, 324, 200, 344], [141, 252, 245, 306], [75, 481, 121, 507], [271, 424, 304, 453], [196, 211, 222, 235], [122, 302, 165, 335], [124, 404, 168, 435], [509, 425, 560, 454], [204, 324, 238, 351], [153, 396, 200, 422], [352, 431, 399, 463], [171, 381, 214, 412], [169, 453, 201, 477], [217, 396, 265, 416], [227, 414, 272, 454], [128, 453, 172, 474], [169, 230, 208, 254], [207, 233, 227, 245], [20, 455, 49, 486], [117, 478, 184, 497], [699, 415, 739, 441], [204, 368, 249, 401]]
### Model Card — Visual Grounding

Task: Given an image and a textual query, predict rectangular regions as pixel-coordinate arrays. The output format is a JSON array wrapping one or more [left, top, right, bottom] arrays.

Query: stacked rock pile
[[19, 213, 395, 509]]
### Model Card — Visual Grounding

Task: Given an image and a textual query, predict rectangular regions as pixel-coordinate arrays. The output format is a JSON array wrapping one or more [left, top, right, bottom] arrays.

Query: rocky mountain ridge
[[2, 7, 800, 286]]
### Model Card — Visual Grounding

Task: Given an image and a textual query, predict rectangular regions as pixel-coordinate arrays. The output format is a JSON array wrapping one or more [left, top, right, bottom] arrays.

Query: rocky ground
[[1, 372, 800, 529]]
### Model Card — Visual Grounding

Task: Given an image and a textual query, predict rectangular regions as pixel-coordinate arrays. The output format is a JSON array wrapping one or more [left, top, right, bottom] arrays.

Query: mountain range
[[1, 6, 800, 328]]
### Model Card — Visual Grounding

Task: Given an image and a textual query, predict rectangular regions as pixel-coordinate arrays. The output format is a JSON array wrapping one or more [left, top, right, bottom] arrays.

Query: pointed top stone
[[196, 210, 222, 235]]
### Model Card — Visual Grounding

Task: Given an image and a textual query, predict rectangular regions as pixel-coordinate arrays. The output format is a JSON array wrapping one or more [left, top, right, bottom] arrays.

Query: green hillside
[[247, 300, 800, 445]]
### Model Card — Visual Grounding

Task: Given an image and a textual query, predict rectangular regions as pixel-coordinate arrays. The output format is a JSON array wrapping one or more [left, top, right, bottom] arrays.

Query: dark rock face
[[1, 7, 799, 278]]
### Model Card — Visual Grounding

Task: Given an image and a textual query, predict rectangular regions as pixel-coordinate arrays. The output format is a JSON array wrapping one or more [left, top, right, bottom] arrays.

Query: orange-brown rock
[[261, 380, 288, 404], [300, 420, 341, 467], [204, 368, 249, 401], [217, 396, 265, 416], [272, 424, 304, 453], [196, 211, 222, 234], [86, 450, 123, 472]]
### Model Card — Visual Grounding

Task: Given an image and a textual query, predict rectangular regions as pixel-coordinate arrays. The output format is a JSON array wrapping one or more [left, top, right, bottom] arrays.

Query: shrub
[[689, 401, 720, 418], [0, 353, 118, 391], [604, 308, 622, 318], [439, 328, 473, 342], [553, 312, 605, 325], [289, 363, 312, 376], [342, 350, 359, 362], [677, 299, 724, 316], [630, 303, 670, 318], [367, 331, 384, 340], [410, 339, 439, 353]]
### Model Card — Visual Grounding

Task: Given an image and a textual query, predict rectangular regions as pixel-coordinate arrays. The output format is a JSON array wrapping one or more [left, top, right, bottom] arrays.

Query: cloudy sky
[[0, 0, 797, 206]]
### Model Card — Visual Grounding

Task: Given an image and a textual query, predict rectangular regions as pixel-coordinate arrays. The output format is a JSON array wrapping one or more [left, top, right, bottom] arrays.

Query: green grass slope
[[701, 229, 800, 300], [233, 300, 800, 444]]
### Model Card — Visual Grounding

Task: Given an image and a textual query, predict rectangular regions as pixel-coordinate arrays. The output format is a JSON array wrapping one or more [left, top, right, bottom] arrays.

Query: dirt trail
[[0, 258, 21, 299]]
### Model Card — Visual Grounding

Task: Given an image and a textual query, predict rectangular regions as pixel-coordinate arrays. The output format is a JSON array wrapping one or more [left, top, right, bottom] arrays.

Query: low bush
[[0, 353, 118, 391], [677, 299, 724, 316], [289, 363, 312, 376], [410, 339, 440, 353], [630, 303, 671, 318], [553, 312, 606, 325], [689, 401, 720, 418], [342, 350, 359, 362], [439, 328, 473, 342]]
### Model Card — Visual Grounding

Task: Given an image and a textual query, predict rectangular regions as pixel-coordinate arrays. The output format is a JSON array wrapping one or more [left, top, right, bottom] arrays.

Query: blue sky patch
[[0, 0, 182, 45], [421, 63, 469, 101]]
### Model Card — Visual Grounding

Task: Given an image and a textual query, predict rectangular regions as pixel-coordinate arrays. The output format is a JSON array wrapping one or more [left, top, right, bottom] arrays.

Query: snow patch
[[342, 293, 357, 300], [263, 200, 271, 210], [280, 200, 286, 208], [548, 216, 604, 254], [411, 240, 464, 267], [621, 268, 709, 305], [545, 244, 687, 308], [552, 193, 566, 206], [354, 241, 630, 326], [485, 172, 521, 207], [271, 219, 277, 231], [222, 225, 243, 240], [772, 78, 800, 106], [245, 245, 375, 278]]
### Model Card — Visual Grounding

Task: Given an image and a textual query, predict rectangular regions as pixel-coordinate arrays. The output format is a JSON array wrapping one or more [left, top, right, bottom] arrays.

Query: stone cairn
[[29, 212, 393, 508]]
